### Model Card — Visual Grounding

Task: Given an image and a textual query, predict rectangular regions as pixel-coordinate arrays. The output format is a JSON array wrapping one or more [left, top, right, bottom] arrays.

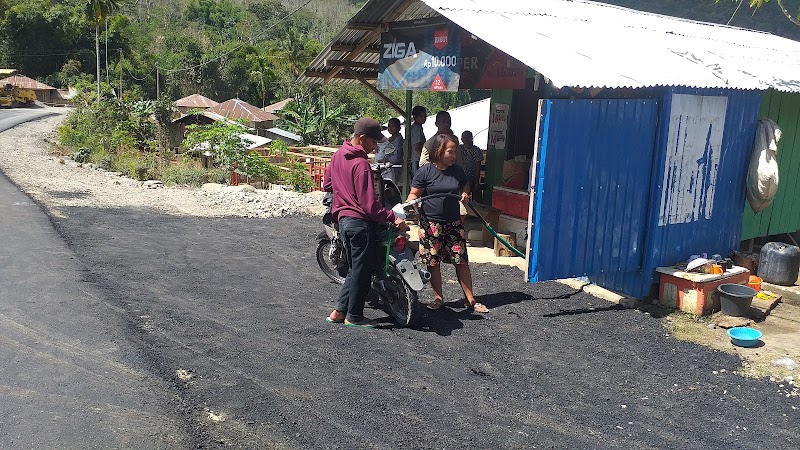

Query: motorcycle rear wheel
[[383, 270, 421, 328], [316, 238, 348, 284]]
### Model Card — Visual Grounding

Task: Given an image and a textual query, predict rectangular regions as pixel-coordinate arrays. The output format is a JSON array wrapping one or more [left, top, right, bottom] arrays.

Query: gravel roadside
[[0, 111, 326, 219]]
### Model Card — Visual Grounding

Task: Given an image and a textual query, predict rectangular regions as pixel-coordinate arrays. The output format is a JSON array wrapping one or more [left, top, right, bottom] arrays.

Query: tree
[[182, 120, 280, 184], [86, 0, 121, 101], [276, 27, 320, 78], [719, 0, 800, 26], [278, 93, 355, 146]]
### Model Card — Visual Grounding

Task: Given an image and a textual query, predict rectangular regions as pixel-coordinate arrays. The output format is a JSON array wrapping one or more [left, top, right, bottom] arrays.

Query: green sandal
[[344, 319, 377, 329]]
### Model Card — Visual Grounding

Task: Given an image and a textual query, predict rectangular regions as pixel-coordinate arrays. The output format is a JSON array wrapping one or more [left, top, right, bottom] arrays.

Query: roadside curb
[[557, 278, 640, 308]]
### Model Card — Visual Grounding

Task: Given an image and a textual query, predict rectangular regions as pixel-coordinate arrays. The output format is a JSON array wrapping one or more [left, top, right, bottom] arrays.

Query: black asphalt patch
[[47, 205, 799, 449]]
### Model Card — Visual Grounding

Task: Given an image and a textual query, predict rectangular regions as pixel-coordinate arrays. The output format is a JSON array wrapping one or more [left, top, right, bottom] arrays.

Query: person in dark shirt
[[406, 133, 489, 313], [323, 117, 408, 328]]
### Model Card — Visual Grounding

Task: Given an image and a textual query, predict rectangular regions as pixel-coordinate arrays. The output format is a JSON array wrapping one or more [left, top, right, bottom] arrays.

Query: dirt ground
[[663, 302, 800, 387], [2, 111, 798, 448]]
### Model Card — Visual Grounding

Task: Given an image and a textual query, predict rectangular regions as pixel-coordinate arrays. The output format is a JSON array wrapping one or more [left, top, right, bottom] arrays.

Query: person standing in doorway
[[323, 117, 409, 328], [459, 130, 484, 202], [419, 110, 461, 167], [409, 105, 427, 184], [406, 133, 489, 314]]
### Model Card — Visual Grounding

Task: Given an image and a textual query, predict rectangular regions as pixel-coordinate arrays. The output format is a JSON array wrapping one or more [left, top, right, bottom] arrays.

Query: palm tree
[[86, 0, 121, 101], [279, 28, 318, 78]]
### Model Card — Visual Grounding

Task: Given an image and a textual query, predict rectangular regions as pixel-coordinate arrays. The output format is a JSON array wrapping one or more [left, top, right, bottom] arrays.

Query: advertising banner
[[378, 19, 461, 92], [460, 35, 527, 90]]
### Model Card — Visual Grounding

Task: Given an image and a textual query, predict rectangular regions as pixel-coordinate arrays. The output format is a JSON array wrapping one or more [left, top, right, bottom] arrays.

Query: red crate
[[492, 186, 529, 219]]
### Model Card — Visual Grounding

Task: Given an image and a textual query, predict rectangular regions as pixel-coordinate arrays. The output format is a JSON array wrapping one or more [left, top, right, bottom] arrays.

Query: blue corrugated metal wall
[[529, 99, 659, 293], [639, 88, 762, 296], [528, 88, 762, 298]]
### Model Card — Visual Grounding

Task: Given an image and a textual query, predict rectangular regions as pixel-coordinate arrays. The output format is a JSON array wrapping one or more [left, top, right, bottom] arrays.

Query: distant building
[[174, 94, 219, 114], [263, 98, 293, 115], [263, 127, 302, 145], [0, 74, 57, 104], [208, 98, 278, 136]]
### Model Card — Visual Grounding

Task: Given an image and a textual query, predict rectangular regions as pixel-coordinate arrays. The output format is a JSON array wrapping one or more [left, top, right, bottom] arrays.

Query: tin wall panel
[[741, 90, 800, 240], [529, 99, 659, 294], [639, 88, 762, 296]]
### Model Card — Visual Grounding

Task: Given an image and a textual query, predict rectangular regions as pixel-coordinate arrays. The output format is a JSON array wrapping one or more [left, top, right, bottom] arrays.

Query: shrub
[[72, 147, 91, 163], [114, 151, 156, 181], [282, 162, 315, 193]]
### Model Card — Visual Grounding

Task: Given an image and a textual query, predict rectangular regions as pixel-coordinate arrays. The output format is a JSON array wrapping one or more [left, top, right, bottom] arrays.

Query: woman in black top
[[406, 134, 489, 313]]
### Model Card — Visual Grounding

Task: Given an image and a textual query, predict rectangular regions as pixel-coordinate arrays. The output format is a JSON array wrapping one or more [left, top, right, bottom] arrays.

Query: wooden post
[[403, 90, 412, 198], [494, 233, 517, 257]]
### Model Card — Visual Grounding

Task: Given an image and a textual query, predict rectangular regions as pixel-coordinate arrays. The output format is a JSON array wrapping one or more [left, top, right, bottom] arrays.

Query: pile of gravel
[[0, 112, 326, 218]]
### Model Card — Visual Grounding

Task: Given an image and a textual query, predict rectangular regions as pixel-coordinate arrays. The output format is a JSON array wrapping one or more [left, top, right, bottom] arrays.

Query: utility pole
[[118, 49, 123, 98], [105, 18, 109, 85], [156, 64, 160, 98]]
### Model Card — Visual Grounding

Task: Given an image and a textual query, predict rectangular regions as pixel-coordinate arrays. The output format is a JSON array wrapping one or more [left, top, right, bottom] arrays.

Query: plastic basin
[[727, 327, 763, 347], [717, 284, 756, 317]]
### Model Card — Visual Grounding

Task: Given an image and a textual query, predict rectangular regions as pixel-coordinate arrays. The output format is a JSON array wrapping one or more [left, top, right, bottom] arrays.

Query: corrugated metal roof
[[427, 0, 800, 92], [208, 98, 278, 123], [302, 0, 800, 92], [0, 75, 56, 90], [263, 98, 293, 113], [266, 127, 302, 142], [241, 133, 272, 149], [299, 0, 438, 85], [175, 94, 219, 108]]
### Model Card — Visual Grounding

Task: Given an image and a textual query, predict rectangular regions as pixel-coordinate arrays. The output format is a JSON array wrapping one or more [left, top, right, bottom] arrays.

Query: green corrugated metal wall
[[741, 90, 800, 240]]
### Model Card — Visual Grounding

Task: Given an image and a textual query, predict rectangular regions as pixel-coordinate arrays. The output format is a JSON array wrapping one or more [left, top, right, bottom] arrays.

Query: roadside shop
[[301, 0, 800, 299]]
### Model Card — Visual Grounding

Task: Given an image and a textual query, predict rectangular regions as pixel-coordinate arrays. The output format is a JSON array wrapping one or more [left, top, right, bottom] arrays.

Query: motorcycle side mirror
[[391, 203, 407, 220]]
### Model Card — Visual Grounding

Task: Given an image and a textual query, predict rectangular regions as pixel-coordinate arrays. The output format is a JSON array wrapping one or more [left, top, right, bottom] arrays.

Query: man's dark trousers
[[335, 216, 376, 323]]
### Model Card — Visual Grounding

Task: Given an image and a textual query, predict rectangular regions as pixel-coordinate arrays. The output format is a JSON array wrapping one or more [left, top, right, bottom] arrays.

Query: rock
[[773, 357, 798, 370], [202, 183, 225, 192], [143, 180, 164, 189], [224, 184, 256, 193]]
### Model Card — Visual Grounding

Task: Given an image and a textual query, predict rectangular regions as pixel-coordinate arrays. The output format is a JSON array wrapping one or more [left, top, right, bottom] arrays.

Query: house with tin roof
[[208, 98, 278, 135], [0, 74, 58, 103], [174, 94, 219, 113]]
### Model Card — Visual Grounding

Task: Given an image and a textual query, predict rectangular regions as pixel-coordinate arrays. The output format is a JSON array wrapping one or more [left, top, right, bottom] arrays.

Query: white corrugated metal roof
[[241, 133, 272, 150], [424, 0, 800, 91], [266, 127, 302, 142]]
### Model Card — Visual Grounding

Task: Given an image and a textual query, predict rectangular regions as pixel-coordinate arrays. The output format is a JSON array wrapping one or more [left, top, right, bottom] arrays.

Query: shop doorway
[[528, 99, 659, 289]]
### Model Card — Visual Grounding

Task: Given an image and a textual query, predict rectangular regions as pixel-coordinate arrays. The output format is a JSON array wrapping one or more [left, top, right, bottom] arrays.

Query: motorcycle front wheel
[[316, 238, 348, 284], [383, 269, 421, 328]]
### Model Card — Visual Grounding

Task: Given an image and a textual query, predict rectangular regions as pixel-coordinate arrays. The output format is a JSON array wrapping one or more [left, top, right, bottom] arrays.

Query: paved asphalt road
[[1, 113, 798, 449]]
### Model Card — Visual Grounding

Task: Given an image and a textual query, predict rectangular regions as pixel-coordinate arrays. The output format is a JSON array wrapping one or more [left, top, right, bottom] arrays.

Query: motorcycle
[[316, 163, 431, 327]]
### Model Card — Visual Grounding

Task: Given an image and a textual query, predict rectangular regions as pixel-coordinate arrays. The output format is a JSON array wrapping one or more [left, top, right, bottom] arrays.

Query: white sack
[[746, 118, 781, 213]]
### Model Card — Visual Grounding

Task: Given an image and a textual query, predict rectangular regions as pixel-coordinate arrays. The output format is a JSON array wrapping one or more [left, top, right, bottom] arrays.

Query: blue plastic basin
[[727, 327, 763, 347]]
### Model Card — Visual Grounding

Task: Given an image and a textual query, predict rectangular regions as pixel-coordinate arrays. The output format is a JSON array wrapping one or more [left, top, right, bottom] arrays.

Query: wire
[[123, 64, 153, 81], [160, 0, 315, 75]]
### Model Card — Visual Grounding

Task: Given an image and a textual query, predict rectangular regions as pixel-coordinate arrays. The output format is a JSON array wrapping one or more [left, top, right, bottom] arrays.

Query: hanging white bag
[[746, 118, 781, 213]]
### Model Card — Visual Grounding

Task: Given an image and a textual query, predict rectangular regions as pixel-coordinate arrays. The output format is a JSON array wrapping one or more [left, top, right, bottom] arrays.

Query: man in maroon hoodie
[[323, 117, 408, 328]]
